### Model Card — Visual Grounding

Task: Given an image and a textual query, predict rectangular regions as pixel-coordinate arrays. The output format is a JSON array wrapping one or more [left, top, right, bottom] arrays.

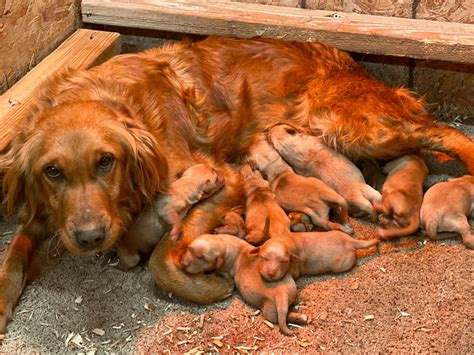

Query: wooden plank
[[305, 0, 412, 18], [81, 0, 474, 63], [0, 29, 121, 151]]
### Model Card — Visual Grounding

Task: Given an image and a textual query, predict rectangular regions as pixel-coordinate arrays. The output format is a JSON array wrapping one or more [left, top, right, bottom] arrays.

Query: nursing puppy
[[116, 164, 225, 269], [241, 163, 290, 244], [268, 124, 381, 220], [255, 231, 380, 281], [420, 175, 474, 249], [213, 210, 247, 238], [375, 155, 428, 239], [180, 234, 307, 335], [247, 135, 352, 234]]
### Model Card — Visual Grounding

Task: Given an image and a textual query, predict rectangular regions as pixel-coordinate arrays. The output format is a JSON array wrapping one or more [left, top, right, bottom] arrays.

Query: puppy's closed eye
[[284, 127, 297, 135]]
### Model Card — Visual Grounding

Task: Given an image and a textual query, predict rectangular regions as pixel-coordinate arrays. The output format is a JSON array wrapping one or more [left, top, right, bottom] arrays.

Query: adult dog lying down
[[1, 36, 473, 333]]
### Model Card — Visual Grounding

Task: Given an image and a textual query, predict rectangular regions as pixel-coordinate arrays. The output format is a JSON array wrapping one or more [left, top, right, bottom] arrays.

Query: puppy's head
[[180, 235, 225, 273], [253, 239, 297, 281], [2, 101, 168, 255]]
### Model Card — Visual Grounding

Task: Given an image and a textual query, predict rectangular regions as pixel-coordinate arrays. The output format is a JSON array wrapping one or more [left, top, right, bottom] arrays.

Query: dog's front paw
[[0, 313, 8, 336]]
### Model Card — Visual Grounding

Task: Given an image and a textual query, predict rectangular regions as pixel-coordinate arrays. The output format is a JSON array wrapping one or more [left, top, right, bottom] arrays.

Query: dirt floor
[[0, 123, 473, 353]]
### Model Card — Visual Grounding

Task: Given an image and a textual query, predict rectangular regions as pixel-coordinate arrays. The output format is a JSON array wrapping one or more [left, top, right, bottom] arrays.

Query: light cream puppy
[[255, 231, 380, 281], [180, 234, 307, 335], [268, 124, 381, 220], [420, 175, 474, 249], [116, 164, 225, 269], [241, 164, 290, 244], [375, 155, 428, 239], [247, 134, 352, 235]]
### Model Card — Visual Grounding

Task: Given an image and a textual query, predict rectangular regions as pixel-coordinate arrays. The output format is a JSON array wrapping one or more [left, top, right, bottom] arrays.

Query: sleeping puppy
[[254, 231, 380, 281], [268, 124, 381, 220], [213, 210, 247, 238], [375, 155, 428, 239], [180, 234, 307, 335], [247, 134, 352, 235], [241, 164, 290, 244], [116, 164, 225, 269], [420, 175, 474, 249]]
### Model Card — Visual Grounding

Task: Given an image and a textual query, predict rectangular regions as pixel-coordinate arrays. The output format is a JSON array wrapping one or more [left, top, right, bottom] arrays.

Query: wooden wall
[[233, 0, 473, 120], [0, 0, 82, 94]]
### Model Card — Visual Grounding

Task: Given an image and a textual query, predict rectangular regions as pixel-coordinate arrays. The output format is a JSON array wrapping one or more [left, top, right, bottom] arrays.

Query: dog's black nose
[[74, 228, 106, 249]]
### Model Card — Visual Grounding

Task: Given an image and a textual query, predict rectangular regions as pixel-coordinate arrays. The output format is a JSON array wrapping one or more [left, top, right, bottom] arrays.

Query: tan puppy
[[180, 234, 307, 335], [375, 155, 428, 239], [268, 124, 381, 220], [241, 164, 291, 244], [117, 164, 225, 269], [213, 210, 247, 238], [420, 175, 474, 249], [247, 134, 352, 235], [255, 231, 380, 281]]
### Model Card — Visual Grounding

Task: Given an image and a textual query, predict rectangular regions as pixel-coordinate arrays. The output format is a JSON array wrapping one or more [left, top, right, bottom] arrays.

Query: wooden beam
[[0, 29, 121, 151], [81, 0, 474, 64]]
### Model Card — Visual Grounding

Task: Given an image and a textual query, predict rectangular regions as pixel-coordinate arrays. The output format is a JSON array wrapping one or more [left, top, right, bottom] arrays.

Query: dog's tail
[[350, 238, 380, 250], [411, 123, 474, 175], [377, 215, 420, 239], [149, 234, 234, 304]]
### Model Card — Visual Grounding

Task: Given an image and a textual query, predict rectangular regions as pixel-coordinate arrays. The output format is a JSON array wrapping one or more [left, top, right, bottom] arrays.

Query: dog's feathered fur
[[1, 36, 473, 332]]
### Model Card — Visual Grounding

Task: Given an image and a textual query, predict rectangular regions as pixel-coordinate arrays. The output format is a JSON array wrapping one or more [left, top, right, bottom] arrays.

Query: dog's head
[[252, 238, 297, 281], [2, 100, 168, 255], [180, 235, 225, 273]]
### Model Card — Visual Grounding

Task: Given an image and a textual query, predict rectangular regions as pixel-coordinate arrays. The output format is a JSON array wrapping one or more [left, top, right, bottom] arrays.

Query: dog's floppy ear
[[1, 132, 43, 224], [115, 114, 169, 202]]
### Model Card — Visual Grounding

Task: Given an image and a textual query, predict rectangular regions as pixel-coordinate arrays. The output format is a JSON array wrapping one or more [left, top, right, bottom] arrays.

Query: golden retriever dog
[[420, 175, 474, 248], [1, 36, 473, 333], [375, 155, 428, 239], [240, 164, 290, 245], [254, 231, 380, 282], [268, 124, 382, 220]]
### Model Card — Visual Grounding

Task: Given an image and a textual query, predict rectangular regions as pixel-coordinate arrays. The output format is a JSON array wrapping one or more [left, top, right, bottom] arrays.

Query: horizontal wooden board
[[0, 29, 121, 151], [81, 0, 474, 63]]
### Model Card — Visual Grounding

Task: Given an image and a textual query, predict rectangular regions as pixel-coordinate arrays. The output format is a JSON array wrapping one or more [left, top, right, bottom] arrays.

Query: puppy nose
[[74, 228, 105, 249]]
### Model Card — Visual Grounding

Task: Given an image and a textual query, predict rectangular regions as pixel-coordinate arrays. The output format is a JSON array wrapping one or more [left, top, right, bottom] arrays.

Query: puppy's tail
[[351, 238, 380, 250], [149, 234, 234, 304], [377, 215, 420, 239]]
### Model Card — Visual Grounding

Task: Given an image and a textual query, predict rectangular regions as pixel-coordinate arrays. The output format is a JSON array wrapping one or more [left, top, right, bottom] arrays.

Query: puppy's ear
[[290, 253, 300, 262], [249, 247, 260, 255]]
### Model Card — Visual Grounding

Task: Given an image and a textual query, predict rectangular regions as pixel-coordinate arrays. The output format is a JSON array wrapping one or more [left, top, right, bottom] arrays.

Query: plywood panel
[[417, 0, 473, 23], [232, 0, 301, 6], [306, 0, 412, 17], [0, 0, 82, 94]]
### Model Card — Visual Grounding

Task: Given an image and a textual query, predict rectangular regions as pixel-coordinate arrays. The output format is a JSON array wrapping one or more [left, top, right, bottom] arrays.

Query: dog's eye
[[98, 155, 114, 171], [44, 166, 61, 180]]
